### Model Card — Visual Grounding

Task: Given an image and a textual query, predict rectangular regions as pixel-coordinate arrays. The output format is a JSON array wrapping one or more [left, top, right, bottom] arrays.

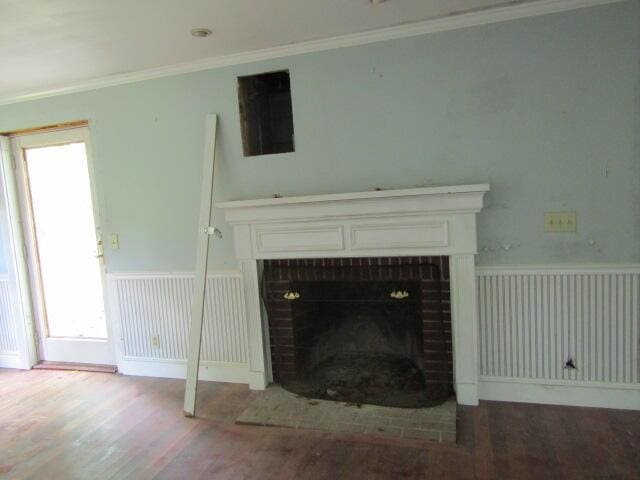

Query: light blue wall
[[0, 1, 638, 272]]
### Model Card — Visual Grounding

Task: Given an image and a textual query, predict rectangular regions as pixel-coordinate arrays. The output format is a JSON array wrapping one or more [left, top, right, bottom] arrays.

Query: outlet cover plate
[[544, 212, 577, 233]]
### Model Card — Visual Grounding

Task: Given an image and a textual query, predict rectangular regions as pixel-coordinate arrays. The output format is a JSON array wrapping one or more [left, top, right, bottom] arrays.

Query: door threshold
[[33, 361, 117, 374]]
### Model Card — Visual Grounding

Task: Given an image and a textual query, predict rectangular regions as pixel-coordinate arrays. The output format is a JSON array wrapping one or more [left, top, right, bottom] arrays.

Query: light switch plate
[[109, 234, 119, 249], [544, 212, 576, 232]]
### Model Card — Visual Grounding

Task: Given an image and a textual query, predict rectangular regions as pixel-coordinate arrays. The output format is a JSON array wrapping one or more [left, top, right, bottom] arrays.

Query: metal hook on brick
[[283, 291, 300, 300], [390, 290, 409, 299]]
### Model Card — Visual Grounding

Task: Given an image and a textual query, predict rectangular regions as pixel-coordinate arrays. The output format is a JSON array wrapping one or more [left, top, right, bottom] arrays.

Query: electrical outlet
[[544, 212, 576, 232], [150, 335, 160, 348]]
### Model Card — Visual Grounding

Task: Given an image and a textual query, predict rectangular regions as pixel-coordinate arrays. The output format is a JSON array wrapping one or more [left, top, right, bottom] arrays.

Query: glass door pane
[[24, 142, 106, 339]]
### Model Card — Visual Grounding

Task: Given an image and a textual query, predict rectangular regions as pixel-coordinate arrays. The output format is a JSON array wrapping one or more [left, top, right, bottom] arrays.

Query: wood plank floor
[[0, 368, 638, 479]]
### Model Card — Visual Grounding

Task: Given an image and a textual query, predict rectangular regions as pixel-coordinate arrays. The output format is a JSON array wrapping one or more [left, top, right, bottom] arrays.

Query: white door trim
[[10, 126, 115, 365], [0, 136, 38, 368]]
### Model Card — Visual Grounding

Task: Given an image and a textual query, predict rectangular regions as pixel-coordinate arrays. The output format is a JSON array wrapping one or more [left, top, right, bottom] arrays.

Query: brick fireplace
[[218, 184, 489, 405], [263, 256, 452, 407]]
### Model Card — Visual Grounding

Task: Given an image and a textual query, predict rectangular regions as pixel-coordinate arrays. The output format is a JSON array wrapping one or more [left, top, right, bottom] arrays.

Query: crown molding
[[0, 0, 625, 107]]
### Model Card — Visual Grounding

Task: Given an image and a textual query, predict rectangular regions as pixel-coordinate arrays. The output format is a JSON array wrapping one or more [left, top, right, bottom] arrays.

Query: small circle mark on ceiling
[[190, 28, 213, 38]]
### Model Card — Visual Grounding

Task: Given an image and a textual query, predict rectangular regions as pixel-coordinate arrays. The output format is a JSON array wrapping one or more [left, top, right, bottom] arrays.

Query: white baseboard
[[0, 352, 23, 369], [454, 382, 479, 406], [118, 357, 266, 390], [479, 376, 640, 410]]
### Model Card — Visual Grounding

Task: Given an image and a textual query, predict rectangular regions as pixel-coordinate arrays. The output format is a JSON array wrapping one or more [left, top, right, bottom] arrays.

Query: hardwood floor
[[0, 368, 638, 479]]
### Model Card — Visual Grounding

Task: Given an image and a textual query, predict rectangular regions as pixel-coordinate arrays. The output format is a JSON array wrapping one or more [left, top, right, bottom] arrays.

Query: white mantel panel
[[350, 219, 448, 251], [254, 224, 345, 254], [245, 214, 478, 260]]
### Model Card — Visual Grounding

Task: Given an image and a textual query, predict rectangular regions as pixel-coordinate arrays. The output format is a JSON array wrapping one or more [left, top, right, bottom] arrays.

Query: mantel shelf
[[216, 184, 490, 209]]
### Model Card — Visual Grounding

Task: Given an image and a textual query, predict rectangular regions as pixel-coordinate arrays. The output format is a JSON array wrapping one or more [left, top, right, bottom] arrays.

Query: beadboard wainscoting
[[109, 266, 640, 408], [0, 276, 20, 368], [108, 272, 264, 388], [477, 265, 640, 410]]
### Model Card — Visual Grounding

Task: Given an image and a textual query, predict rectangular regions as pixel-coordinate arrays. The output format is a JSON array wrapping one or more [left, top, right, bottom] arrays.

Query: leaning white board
[[183, 114, 218, 417]]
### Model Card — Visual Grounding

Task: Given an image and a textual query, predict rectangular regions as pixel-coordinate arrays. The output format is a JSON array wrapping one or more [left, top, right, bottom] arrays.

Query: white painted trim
[[477, 263, 640, 275], [0, 0, 625, 106], [450, 255, 481, 406], [107, 270, 242, 280], [0, 136, 38, 369], [184, 114, 218, 416], [107, 264, 640, 278], [104, 265, 639, 410], [105, 275, 125, 376], [10, 128, 116, 366], [0, 352, 23, 369], [217, 184, 490, 209], [480, 376, 640, 410], [220, 185, 489, 406], [118, 357, 265, 390]]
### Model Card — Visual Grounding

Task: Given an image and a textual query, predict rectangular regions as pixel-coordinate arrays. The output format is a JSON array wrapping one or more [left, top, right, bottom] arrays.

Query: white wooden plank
[[184, 114, 218, 417], [624, 275, 631, 382], [516, 275, 524, 378], [491, 275, 499, 376], [575, 274, 583, 381], [616, 275, 624, 383], [589, 274, 597, 382], [508, 276, 516, 377], [563, 274, 571, 380], [632, 275, 639, 383], [478, 276, 487, 375]]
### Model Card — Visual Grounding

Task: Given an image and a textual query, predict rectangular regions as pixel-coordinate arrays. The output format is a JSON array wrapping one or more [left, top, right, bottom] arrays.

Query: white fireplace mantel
[[217, 184, 490, 406]]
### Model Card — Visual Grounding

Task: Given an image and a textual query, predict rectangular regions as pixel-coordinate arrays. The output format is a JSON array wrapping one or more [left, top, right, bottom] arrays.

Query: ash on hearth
[[287, 352, 447, 408]]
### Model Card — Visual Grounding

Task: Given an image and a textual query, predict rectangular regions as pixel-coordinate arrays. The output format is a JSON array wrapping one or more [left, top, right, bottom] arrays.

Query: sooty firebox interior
[[263, 257, 452, 408]]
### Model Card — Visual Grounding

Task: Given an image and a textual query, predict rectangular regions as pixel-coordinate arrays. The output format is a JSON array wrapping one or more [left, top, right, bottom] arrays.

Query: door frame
[[9, 126, 115, 365]]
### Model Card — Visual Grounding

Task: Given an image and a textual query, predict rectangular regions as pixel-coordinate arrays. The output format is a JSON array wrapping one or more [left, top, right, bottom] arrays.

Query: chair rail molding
[[218, 184, 490, 406]]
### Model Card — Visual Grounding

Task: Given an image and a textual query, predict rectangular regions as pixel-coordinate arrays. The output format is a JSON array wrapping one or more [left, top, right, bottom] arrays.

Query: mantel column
[[234, 224, 268, 390], [449, 254, 480, 406]]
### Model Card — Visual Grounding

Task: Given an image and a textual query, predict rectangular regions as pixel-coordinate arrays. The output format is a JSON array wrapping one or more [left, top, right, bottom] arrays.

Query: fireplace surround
[[217, 184, 489, 405]]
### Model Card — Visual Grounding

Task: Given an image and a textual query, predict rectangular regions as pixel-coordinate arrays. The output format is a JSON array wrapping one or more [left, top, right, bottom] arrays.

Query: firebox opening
[[290, 281, 426, 407], [264, 258, 452, 408]]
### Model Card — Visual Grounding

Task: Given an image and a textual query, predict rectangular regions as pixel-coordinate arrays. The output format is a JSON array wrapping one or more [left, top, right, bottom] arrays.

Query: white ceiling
[[0, 0, 601, 101]]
